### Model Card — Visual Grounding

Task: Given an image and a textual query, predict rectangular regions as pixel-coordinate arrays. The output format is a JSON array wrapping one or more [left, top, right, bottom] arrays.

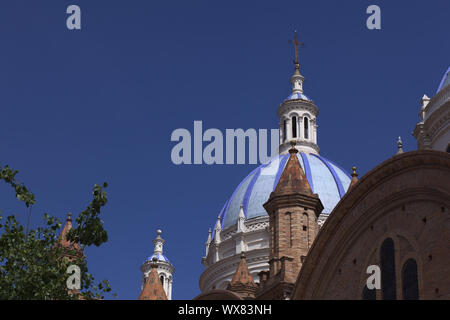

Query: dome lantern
[[279, 31, 319, 155], [141, 229, 174, 299]]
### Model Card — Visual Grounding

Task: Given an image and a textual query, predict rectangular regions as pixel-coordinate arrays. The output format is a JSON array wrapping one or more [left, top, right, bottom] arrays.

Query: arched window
[[160, 275, 164, 286], [402, 259, 419, 300], [283, 120, 287, 142], [292, 116, 297, 138], [362, 286, 376, 300], [304, 117, 309, 139], [380, 238, 397, 300]]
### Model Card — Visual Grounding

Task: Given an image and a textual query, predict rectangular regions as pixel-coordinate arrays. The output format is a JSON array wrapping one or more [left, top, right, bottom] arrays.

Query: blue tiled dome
[[145, 253, 170, 264], [217, 153, 351, 230], [436, 66, 450, 94], [285, 92, 312, 101]]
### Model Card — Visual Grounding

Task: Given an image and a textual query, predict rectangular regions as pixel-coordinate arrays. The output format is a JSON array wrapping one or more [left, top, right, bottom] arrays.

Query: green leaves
[[66, 183, 109, 247], [0, 165, 35, 207], [0, 164, 112, 299]]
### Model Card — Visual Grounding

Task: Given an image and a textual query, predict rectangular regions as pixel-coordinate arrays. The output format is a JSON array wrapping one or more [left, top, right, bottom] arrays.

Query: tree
[[0, 164, 113, 299]]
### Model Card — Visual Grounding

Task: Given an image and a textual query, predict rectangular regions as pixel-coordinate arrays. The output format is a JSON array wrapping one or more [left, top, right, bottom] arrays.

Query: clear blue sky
[[0, 0, 448, 299]]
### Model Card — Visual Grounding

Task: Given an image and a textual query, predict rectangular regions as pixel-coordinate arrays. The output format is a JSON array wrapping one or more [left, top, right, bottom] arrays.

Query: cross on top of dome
[[288, 30, 304, 69]]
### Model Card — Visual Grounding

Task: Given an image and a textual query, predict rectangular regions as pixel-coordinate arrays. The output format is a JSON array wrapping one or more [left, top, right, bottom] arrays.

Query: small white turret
[[141, 229, 174, 299], [278, 31, 320, 155], [153, 229, 164, 255]]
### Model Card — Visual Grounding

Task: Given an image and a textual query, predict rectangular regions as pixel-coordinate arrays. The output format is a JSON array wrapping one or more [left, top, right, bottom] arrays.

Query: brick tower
[[227, 252, 258, 299], [258, 141, 323, 299]]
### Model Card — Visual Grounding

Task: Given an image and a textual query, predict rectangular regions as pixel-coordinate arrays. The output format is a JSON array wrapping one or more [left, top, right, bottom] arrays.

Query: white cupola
[[141, 229, 175, 299], [278, 31, 320, 155]]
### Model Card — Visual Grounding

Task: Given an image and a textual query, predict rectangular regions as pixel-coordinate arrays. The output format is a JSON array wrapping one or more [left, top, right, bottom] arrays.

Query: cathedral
[[137, 35, 450, 300]]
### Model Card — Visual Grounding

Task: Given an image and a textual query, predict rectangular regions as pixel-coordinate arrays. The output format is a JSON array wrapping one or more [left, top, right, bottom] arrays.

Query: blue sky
[[0, 0, 448, 299]]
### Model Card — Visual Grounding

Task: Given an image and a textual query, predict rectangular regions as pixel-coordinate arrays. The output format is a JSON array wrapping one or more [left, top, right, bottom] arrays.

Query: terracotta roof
[[273, 143, 313, 196], [230, 252, 257, 287], [138, 259, 167, 300], [56, 213, 82, 257], [227, 252, 257, 298]]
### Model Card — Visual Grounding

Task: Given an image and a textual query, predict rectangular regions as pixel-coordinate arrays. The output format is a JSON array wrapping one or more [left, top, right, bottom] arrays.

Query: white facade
[[413, 71, 450, 152], [200, 207, 328, 292], [200, 212, 270, 291], [141, 230, 174, 299], [278, 66, 320, 155]]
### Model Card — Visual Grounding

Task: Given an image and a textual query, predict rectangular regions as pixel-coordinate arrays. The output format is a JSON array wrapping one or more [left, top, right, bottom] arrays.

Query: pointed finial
[[397, 136, 403, 155], [153, 229, 165, 254], [349, 166, 359, 189], [67, 212, 72, 222], [237, 205, 246, 232], [239, 204, 245, 217], [289, 140, 298, 154], [421, 94, 430, 106], [215, 215, 222, 230], [214, 216, 222, 243]]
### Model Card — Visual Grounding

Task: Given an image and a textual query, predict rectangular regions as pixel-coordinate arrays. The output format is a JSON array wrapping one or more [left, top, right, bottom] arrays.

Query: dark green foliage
[[0, 164, 113, 299]]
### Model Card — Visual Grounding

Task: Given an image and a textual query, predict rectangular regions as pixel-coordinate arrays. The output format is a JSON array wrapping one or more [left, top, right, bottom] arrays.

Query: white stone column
[[314, 123, 318, 144], [286, 119, 291, 141], [298, 118, 303, 139], [214, 244, 219, 263], [168, 278, 173, 300], [164, 275, 169, 294], [279, 121, 284, 144]]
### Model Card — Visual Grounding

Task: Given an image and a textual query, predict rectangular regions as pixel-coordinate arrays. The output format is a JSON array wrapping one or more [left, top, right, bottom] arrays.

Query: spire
[[206, 228, 212, 244], [349, 166, 359, 189], [273, 141, 313, 196], [237, 204, 246, 232], [419, 94, 430, 121], [153, 229, 165, 255], [138, 257, 167, 300], [396, 136, 404, 155], [214, 216, 221, 243], [288, 31, 305, 94], [56, 213, 82, 258], [227, 252, 257, 298], [420, 94, 430, 107], [205, 228, 212, 257]]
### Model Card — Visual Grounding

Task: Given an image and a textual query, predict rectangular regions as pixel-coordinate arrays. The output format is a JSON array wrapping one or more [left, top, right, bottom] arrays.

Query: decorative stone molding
[[200, 215, 271, 292], [413, 85, 450, 152], [277, 99, 319, 118], [424, 85, 450, 121]]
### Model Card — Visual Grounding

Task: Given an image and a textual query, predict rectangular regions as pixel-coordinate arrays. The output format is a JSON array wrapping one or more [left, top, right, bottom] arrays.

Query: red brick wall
[[292, 151, 450, 300]]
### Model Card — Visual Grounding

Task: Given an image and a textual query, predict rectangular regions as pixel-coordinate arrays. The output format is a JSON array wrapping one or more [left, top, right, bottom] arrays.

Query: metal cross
[[288, 30, 304, 65]]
